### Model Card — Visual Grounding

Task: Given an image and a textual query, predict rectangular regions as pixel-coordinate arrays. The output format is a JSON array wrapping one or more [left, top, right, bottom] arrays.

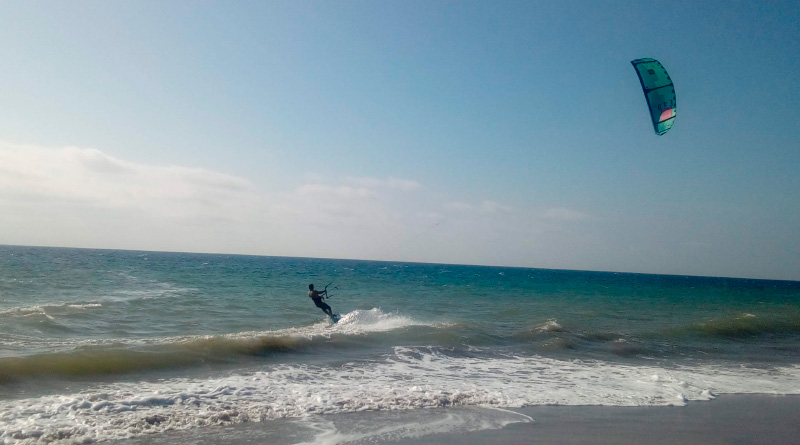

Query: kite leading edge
[[631, 58, 676, 135]]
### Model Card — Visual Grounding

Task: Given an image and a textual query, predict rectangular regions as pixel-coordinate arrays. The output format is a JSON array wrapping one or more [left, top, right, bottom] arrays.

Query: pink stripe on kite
[[659, 108, 674, 122]]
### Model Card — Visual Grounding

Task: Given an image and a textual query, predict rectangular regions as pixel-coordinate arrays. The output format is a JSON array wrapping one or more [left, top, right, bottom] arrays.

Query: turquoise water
[[2, 245, 800, 443]]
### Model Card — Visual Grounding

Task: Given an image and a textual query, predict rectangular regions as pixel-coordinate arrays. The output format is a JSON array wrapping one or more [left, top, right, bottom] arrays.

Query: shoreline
[[391, 394, 800, 445], [109, 394, 800, 444]]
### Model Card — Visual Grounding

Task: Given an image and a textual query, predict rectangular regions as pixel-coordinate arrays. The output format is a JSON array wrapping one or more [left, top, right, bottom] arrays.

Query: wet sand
[[391, 395, 800, 445], [111, 394, 800, 444]]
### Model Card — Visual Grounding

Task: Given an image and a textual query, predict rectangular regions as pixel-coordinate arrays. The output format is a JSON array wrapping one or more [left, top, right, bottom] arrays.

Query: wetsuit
[[309, 290, 333, 316]]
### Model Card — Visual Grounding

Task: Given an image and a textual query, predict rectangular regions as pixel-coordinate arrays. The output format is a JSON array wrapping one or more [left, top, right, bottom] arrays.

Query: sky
[[1, 1, 798, 280]]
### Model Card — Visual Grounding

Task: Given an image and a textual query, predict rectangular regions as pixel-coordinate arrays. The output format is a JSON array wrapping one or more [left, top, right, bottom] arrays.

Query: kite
[[631, 58, 676, 135]]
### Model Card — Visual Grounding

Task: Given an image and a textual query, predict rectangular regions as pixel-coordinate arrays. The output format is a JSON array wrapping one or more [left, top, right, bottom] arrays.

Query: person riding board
[[308, 283, 334, 318]]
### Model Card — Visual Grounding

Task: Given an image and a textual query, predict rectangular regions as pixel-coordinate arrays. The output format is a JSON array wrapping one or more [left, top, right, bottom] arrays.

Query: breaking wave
[[0, 309, 418, 380]]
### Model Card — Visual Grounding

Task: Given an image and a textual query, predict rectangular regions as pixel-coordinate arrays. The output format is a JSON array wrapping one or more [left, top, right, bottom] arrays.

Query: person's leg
[[315, 300, 333, 316]]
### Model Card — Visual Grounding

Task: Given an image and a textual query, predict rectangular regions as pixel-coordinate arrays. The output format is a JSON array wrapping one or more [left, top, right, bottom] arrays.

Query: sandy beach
[[107, 394, 800, 444], [392, 395, 800, 445]]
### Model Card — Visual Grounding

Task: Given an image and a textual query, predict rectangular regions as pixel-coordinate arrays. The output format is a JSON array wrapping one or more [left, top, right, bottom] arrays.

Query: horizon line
[[2, 243, 797, 284]]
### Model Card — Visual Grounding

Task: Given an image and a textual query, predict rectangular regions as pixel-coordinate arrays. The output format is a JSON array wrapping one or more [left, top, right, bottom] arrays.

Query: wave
[[534, 319, 565, 333], [513, 312, 800, 353], [672, 312, 800, 338], [0, 288, 191, 322], [0, 281, 196, 317], [2, 346, 800, 444], [0, 302, 103, 320], [0, 309, 419, 381], [6, 309, 800, 381], [513, 320, 639, 355], [514, 319, 568, 339]]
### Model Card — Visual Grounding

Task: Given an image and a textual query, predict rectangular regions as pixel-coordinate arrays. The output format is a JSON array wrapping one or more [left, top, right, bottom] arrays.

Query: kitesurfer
[[308, 284, 334, 317]]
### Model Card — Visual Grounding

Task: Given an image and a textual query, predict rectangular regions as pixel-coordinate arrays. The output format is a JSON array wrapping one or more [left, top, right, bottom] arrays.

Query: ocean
[[1, 245, 799, 444]]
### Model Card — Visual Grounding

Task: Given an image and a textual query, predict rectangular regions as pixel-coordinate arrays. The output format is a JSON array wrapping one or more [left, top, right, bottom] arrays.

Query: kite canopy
[[631, 58, 676, 135]]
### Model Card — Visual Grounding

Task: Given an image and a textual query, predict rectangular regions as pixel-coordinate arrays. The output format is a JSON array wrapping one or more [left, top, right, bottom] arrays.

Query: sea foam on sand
[[2, 346, 799, 444]]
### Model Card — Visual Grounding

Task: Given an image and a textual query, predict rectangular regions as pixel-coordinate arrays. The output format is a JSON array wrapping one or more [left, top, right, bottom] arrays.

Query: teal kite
[[631, 58, 676, 135]]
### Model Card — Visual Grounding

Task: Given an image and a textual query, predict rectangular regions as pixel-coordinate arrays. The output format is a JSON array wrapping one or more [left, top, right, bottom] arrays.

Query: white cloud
[[478, 201, 514, 213], [444, 200, 514, 214], [542, 207, 592, 221], [344, 176, 421, 191], [0, 140, 606, 270], [295, 184, 375, 200], [0, 141, 433, 257], [0, 141, 266, 253], [0, 141, 255, 218], [444, 201, 474, 211]]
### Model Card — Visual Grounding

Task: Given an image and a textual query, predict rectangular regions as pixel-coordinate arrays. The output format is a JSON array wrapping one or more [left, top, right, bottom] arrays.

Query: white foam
[[0, 302, 101, 319], [331, 308, 416, 333], [225, 308, 420, 341], [297, 407, 532, 445], [0, 305, 52, 318], [0, 308, 418, 355], [536, 319, 564, 333], [2, 348, 800, 444]]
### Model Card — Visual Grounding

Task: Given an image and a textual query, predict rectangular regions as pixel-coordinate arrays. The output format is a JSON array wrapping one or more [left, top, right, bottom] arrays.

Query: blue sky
[[1, 1, 798, 280]]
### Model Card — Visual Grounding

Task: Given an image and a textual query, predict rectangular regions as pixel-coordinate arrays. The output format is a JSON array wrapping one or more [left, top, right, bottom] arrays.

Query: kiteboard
[[331, 313, 341, 323]]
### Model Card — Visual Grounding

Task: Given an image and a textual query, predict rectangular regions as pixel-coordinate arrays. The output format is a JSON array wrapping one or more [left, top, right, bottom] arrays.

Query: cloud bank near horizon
[[0, 141, 595, 267]]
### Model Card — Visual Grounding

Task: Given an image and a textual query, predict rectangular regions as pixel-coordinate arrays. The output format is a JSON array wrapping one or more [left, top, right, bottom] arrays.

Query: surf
[[3, 346, 800, 444], [0, 309, 421, 381]]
